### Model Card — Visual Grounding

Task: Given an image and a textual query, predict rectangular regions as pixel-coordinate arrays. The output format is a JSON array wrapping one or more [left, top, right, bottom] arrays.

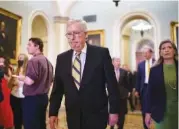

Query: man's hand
[[135, 91, 139, 97], [108, 114, 118, 126], [145, 113, 152, 128], [15, 75, 25, 81], [128, 92, 131, 98], [49, 116, 58, 129], [132, 88, 135, 92]]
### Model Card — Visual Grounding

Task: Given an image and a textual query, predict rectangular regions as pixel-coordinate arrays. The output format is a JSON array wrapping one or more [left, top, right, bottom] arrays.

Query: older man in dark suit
[[110, 58, 131, 129], [49, 19, 119, 129]]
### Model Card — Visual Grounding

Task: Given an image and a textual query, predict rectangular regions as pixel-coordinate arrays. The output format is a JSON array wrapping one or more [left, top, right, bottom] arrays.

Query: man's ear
[[85, 32, 88, 41], [35, 44, 39, 50]]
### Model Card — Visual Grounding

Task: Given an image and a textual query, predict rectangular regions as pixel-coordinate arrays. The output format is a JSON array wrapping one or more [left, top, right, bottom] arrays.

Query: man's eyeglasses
[[65, 31, 84, 39]]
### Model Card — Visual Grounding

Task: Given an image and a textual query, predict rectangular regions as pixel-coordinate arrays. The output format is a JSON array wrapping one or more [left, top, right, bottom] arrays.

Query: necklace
[[166, 80, 176, 90]]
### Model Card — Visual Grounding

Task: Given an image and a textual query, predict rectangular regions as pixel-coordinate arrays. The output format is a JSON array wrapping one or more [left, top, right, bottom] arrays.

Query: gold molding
[[87, 29, 104, 47], [170, 21, 178, 46], [0, 8, 22, 64]]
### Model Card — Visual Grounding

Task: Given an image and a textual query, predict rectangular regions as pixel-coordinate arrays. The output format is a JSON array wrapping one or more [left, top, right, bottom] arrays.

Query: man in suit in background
[[122, 64, 135, 112], [135, 47, 154, 129], [110, 58, 131, 129], [49, 19, 119, 129]]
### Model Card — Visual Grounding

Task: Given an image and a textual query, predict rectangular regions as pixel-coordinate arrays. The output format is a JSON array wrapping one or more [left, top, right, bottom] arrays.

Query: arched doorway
[[135, 39, 154, 68], [31, 15, 48, 56], [113, 11, 159, 71]]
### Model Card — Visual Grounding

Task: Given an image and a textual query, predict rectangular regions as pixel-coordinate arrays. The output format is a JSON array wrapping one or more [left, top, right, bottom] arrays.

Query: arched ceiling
[[56, 0, 78, 16], [122, 19, 151, 36]]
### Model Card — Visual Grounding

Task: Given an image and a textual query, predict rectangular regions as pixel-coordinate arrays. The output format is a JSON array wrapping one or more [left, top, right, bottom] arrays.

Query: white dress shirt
[[144, 58, 153, 84], [72, 43, 87, 79], [11, 79, 25, 98]]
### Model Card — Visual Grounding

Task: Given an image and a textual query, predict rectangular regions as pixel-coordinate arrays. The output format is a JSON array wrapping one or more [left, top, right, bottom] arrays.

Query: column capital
[[54, 16, 69, 23]]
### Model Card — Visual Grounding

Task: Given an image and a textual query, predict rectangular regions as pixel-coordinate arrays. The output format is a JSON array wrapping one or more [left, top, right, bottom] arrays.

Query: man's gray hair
[[112, 57, 120, 61], [142, 46, 154, 53], [67, 19, 88, 32]]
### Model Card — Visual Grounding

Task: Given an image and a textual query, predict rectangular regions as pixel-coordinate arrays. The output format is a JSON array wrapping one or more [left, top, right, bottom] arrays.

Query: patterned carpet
[[46, 108, 148, 129]]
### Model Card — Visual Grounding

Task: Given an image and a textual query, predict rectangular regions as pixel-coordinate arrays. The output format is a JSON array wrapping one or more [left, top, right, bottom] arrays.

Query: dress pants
[[10, 95, 23, 129], [110, 99, 127, 129], [128, 95, 135, 111], [140, 84, 148, 129], [22, 94, 48, 129]]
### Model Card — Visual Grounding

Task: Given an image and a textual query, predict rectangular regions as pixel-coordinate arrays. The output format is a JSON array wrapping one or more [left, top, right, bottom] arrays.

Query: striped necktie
[[72, 53, 81, 90]]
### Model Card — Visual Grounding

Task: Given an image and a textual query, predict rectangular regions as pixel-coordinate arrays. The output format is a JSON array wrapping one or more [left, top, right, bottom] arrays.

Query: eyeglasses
[[65, 31, 84, 39]]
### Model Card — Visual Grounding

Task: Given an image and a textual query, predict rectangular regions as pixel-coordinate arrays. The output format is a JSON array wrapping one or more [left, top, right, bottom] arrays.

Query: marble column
[[54, 16, 70, 55], [121, 35, 130, 65], [53, 16, 70, 108]]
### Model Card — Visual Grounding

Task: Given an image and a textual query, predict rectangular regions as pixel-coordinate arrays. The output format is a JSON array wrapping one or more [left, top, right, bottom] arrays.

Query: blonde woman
[[9, 53, 28, 129]]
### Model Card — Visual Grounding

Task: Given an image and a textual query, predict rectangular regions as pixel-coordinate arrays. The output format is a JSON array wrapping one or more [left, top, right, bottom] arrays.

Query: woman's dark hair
[[29, 37, 44, 52], [0, 56, 12, 77], [154, 39, 178, 66]]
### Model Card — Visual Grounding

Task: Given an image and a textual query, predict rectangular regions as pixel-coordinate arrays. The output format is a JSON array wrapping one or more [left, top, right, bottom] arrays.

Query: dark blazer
[[136, 59, 155, 94], [146, 61, 178, 122], [117, 68, 130, 99], [116, 68, 130, 114], [49, 44, 119, 129]]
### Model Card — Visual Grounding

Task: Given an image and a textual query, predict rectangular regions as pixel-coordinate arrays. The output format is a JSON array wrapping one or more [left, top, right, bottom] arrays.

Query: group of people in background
[[0, 19, 178, 129], [0, 38, 53, 129]]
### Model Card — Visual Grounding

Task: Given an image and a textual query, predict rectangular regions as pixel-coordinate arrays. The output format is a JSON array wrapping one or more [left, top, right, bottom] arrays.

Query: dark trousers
[[22, 94, 48, 129], [140, 84, 148, 129], [110, 99, 127, 129], [10, 95, 23, 129], [0, 126, 3, 129], [128, 95, 135, 111]]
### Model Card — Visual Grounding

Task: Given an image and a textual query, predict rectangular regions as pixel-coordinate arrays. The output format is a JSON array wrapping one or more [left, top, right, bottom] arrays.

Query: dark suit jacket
[[136, 59, 154, 94], [49, 44, 119, 129], [146, 61, 178, 122], [116, 68, 130, 114], [117, 68, 130, 99]]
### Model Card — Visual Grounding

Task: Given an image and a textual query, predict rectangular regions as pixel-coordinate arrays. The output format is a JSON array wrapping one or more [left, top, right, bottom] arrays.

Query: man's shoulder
[[28, 55, 47, 65], [57, 49, 72, 59], [120, 68, 127, 72], [138, 60, 145, 66], [87, 44, 108, 55], [151, 63, 161, 71], [88, 44, 107, 51]]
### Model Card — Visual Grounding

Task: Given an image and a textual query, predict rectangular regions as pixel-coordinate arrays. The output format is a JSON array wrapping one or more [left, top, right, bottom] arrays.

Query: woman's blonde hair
[[8, 53, 28, 89], [154, 40, 178, 66], [16, 53, 28, 75]]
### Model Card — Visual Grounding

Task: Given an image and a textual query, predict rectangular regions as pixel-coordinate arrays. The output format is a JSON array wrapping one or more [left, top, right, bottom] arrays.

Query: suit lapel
[[118, 69, 123, 82], [142, 61, 146, 77], [80, 44, 95, 88], [66, 49, 73, 76]]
